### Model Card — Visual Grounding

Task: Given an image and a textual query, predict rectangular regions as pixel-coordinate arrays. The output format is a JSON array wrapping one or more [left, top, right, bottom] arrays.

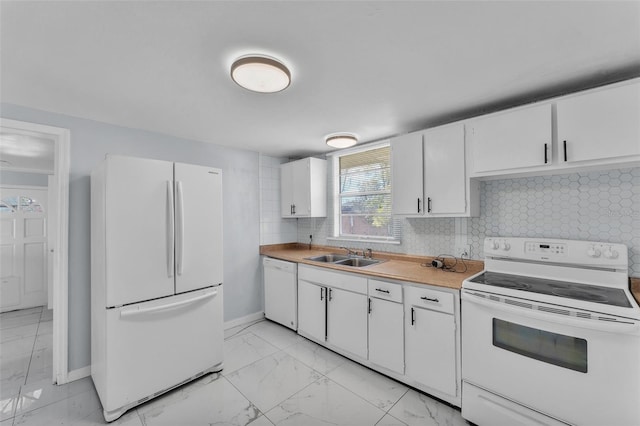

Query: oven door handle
[[463, 291, 640, 335]]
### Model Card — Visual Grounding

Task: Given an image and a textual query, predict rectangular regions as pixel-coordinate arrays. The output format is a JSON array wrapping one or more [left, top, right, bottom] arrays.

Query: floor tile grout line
[[218, 374, 271, 424]]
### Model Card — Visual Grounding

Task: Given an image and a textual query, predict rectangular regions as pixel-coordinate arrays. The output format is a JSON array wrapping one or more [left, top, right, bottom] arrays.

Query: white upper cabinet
[[423, 124, 468, 215], [391, 124, 478, 217], [557, 81, 640, 163], [470, 103, 552, 174], [280, 157, 327, 218], [391, 132, 424, 215]]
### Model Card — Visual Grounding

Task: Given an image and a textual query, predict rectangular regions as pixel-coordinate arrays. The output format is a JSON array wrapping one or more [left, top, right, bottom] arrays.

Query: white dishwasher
[[263, 257, 297, 330]]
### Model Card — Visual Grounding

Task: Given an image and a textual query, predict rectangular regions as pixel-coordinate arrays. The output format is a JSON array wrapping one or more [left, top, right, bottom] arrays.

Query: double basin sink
[[305, 254, 383, 268]]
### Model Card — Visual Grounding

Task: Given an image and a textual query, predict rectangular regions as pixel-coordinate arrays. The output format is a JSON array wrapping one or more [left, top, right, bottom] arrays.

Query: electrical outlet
[[456, 245, 471, 258]]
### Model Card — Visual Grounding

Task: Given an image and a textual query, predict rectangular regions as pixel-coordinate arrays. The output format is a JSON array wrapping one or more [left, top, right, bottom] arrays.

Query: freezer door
[[105, 156, 175, 307], [174, 163, 223, 294], [100, 287, 223, 415]]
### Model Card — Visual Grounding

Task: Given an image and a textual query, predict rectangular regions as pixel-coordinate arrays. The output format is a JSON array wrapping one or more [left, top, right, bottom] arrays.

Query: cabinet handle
[[427, 197, 432, 213], [292, 204, 296, 215], [563, 140, 568, 162], [375, 288, 390, 294], [328, 288, 333, 301], [421, 296, 439, 303], [411, 307, 415, 325], [544, 143, 548, 164], [290, 205, 293, 215], [368, 298, 372, 314], [417, 198, 421, 213], [320, 287, 324, 301]]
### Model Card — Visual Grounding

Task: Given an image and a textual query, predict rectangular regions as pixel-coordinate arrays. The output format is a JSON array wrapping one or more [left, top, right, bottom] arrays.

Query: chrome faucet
[[340, 246, 359, 257], [365, 248, 373, 259]]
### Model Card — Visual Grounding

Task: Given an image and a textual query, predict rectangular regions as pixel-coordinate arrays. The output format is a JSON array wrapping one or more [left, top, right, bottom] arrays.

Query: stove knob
[[490, 240, 500, 250], [501, 242, 511, 251], [603, 247, 619, 259], [587, 246, 601, 258]]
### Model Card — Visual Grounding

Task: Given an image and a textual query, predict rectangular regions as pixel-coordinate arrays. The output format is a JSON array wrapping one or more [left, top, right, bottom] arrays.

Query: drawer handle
[[375, 288, 390, 294], [420, 296, 439, 303]]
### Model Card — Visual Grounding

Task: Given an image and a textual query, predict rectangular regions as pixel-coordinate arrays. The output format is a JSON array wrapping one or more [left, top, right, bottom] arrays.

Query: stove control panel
[[484, 237, 628, 269]]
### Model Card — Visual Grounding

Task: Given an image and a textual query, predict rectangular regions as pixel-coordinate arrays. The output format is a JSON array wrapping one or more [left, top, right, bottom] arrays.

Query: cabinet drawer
[[405, 285, 454, 314], [368, 279, 403, 303], [298, 265, 367, 294]]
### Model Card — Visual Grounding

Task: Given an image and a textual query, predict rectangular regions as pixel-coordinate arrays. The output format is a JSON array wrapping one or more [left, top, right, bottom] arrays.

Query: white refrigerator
[[91, 155, 223, 422]]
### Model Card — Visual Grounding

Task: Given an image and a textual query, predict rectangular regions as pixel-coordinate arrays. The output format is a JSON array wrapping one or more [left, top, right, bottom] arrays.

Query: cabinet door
[[391, 132, 424, 215], [405, 306, 457, 397], [174, 163, 223, 294], [291, 159, 311, 216], [327, 287, 368, 359], [557, 82, 640, 163], [368, 297, 404, 374], [471, 103, 552, 173], [423, 124, 466, 214], [280, 162, 294, 217], [297, 279, 326, 342]]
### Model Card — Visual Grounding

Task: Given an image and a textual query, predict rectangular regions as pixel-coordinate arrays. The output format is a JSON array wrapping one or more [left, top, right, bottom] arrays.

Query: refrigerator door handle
[[120, 289, 217, 318], [175, 180, 184, 276], [167, 180, 175, 278]]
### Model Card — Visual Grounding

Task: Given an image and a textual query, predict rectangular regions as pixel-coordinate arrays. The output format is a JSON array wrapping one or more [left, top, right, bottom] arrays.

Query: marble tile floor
[[1, 312, 470, 425]]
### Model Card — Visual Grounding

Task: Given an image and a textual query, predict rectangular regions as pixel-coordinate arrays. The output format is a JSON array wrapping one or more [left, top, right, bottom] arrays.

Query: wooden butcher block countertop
[[631, 278, 640, 305], [260, 243, 484, 290]]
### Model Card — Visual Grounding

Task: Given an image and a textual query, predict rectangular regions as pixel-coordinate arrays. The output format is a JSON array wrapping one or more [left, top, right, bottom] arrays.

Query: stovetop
[[469, 271, 632, 308]]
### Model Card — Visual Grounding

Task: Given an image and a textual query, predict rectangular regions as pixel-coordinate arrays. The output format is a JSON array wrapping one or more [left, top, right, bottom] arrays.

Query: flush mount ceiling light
[[326, 133, 358, 149], [230, 55, 291, 93]]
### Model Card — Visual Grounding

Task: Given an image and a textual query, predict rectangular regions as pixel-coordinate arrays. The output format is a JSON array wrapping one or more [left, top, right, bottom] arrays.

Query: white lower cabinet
[[297, 279, 327, 343], [327, 287, 368, 359], [368, 296, 404, 374], [404, 286, 459, 400], [296, 264, 461, 407]]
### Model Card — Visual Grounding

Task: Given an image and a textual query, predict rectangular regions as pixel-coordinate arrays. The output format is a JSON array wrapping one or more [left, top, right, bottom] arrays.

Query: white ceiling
[[0, 132, 55, 174], [1, 1, 639, 158]]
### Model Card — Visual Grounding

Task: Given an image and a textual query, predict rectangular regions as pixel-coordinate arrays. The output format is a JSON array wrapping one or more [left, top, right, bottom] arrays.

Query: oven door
[[461, 290, 640, 426]]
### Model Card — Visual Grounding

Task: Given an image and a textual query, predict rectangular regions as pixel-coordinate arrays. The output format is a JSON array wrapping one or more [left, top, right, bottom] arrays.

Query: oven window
[[493, 319, 587, 373]]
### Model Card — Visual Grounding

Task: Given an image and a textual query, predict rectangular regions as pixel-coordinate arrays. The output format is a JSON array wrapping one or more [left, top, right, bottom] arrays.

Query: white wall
[[1, 103, 262, 371], [0, 171, 49, 186]]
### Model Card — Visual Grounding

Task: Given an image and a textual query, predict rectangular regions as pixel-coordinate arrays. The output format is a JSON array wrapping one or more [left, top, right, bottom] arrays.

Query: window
[[335, 144, 396, 240]]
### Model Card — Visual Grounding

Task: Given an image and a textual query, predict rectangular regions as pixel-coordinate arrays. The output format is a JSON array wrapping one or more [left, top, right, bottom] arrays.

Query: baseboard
[[224, 311, 264, 330], [66, 365, 91, 383]]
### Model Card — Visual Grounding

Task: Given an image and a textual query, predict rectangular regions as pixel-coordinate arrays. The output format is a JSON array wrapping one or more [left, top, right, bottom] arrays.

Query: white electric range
[[461, 237, 640, 426]]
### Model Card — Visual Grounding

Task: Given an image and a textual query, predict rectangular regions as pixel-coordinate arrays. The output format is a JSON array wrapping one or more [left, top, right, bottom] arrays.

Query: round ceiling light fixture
[[325, 133, 358, 149], [230, 55, 291, 93]]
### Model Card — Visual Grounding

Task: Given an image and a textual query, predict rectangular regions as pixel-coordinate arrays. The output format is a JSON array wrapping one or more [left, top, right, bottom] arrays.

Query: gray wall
[[1, 103, 262, 371], [0, 170, 49, 186]]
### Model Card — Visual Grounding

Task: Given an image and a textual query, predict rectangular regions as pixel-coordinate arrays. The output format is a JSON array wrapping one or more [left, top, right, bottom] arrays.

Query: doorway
[[0, 118, 69, 385]]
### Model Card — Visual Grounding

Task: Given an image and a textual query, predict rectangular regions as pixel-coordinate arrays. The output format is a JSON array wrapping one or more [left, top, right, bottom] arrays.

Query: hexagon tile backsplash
[[469, 167, 640, 276]]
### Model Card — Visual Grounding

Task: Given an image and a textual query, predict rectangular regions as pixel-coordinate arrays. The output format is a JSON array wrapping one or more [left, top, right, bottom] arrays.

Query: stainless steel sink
[[333, 258, 381, 267], [305, 254, 351, 263]]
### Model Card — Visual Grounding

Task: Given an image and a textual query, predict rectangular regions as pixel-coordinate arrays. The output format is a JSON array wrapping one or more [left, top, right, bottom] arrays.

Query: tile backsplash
[[260, 158, 639, 277]]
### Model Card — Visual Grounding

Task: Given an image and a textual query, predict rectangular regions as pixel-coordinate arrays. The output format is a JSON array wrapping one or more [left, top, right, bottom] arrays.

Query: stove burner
[[551, 288, 609, 303], [468, 272, 632, 308]]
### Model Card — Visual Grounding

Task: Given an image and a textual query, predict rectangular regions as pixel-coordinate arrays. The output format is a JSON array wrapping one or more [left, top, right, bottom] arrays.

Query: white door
[[297, 279, 326, 342], [557, 82, 640, 163], [280, 162, 294, 217], [471, 103, 552, 173], [174, 163, 223, 294], [291, 159, 310, 217], [391, 132, 424, 215], [369, 297, 404, 373], [0, 187, 48, 312], [424, 124, 466, 214], [327, 287, 368, 359], [405, 306, 457, 397], [105, 156, 175, 307]]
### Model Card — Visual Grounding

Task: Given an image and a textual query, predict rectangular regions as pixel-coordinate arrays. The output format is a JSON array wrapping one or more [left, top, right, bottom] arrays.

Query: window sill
[[327, 236, 401, 246]]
